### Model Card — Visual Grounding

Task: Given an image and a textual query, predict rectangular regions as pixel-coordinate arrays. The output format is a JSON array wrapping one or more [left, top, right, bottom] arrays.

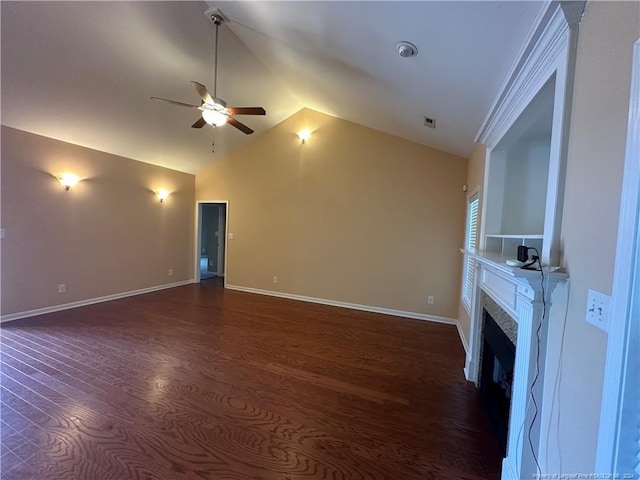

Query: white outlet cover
[[586, 289, 610, 333]]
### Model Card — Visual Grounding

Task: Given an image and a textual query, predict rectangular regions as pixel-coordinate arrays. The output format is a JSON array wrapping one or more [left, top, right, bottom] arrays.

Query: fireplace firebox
[[480, 308, 516, 457]]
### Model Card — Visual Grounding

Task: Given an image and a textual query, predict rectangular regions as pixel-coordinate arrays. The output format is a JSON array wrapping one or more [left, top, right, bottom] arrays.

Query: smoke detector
[[396, 41, 418, 58]]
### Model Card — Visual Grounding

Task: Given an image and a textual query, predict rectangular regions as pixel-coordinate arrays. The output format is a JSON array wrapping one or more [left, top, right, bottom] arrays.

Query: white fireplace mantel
[[463, 249, 567, 479]]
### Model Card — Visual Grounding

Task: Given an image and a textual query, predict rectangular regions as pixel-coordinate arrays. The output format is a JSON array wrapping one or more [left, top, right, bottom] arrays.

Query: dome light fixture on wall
[[156, 189, 170, 203], [297, 129, 312, 144], [59, 173, 80, 191]]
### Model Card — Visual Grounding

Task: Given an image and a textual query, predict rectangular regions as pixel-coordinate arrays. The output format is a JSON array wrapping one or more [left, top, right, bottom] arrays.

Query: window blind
[[462, 195, 479, 310]]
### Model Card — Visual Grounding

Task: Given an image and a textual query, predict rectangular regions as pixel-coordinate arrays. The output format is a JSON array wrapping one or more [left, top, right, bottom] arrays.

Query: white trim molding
[[225, 284, 457, 326], [0, 280, 194, 323], [476, 1, 584, 150], [596, 38, 640, 476], [476, 1, 584, 268]]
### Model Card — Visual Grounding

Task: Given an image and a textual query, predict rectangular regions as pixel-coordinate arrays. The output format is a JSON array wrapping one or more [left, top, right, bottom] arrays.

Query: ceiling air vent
[[424, 117, 436, 129]]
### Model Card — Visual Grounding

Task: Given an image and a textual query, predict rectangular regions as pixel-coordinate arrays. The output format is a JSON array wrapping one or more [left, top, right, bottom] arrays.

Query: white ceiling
[[1, 1, 542, 174]]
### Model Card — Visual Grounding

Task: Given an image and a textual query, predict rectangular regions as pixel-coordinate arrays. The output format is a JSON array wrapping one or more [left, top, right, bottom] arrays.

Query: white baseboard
[[0, 279, 194, 323], [225, 284, 457, 325]]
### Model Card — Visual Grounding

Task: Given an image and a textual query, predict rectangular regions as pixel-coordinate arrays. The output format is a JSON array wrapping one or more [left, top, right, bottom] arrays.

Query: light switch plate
[[586, 289, 610, 333]]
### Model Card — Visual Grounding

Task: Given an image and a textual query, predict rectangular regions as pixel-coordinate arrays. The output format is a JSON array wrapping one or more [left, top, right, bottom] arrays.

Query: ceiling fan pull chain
[[211, 128, 215, 153]]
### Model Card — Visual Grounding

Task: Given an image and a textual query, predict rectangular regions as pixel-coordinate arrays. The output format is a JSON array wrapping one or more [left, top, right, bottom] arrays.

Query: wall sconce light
[[59, 173, 80, 191], [156, 189, 170, 203], [297, 129, 312, 144]]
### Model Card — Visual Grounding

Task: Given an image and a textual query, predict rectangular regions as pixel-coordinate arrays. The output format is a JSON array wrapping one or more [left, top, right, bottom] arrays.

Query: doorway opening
[[196, 201, 228, 284]]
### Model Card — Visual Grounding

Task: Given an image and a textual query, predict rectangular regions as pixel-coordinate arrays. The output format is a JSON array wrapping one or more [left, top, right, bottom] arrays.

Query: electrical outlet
[[58, 284, 66, 294], [168, 269, 174, 276], [228, 233, 234, 240], [273, 276, 278, 284], [586, 289, 610, 333], [427, 296, 434, 305]]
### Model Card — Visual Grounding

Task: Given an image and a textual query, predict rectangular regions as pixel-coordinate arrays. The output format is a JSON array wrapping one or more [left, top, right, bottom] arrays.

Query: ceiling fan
[[151, 12, 265, 135]]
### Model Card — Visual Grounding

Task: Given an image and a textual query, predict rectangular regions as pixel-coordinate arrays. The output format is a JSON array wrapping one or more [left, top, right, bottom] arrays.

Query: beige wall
[[197, 108, 468, 319], [1, 126, 195, 316], [546, 1, 639, 472], [457, 142, 487, 345]]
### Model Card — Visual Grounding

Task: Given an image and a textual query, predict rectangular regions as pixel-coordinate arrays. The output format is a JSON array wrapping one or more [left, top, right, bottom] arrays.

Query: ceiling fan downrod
[[210, 13, 225, 99]]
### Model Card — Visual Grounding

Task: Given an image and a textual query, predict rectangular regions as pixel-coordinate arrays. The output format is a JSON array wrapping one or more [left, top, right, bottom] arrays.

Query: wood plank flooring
[[0, 279, 502, 479]]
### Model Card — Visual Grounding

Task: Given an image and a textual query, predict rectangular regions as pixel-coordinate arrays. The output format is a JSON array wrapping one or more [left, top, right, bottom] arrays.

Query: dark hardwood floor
[[0, 279, 502, 479]]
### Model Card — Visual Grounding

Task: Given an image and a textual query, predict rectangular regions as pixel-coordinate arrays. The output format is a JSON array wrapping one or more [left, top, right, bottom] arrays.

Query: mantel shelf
[[461, 248, 568, 286], [485, 234, 544, 239]]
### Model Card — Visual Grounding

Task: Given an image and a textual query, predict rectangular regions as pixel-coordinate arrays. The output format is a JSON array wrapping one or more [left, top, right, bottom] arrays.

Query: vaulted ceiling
[[1, 1, 542, 174]]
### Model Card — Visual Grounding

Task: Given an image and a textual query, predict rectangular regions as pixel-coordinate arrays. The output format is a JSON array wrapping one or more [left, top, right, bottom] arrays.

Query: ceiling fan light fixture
[[202, 108, 228, 127]]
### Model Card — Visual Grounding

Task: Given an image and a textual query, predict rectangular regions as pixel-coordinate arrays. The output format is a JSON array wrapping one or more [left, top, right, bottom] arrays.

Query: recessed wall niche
[[483, 78, 555, 261]]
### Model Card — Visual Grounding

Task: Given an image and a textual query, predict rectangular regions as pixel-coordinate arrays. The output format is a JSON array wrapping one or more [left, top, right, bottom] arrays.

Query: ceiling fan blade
[[151, 97, 200, 110], [191, 117, 207, 129], [191, 81, 214, 105], [228, 117, 254, 135], [227, 107, 266, 116]]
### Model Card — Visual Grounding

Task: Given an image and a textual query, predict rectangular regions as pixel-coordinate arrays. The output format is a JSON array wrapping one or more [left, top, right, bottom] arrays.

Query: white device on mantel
[[506, 259, 524, 267]]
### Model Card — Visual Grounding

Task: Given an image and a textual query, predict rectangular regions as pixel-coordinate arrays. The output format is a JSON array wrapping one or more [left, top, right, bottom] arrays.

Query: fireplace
[[463, 252, 566, 479], [480, 308, 516, 456]]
